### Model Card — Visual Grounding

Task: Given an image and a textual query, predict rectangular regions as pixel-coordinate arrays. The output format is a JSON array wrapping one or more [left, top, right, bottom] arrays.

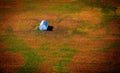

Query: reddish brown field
[[0, 0, 120, 73]]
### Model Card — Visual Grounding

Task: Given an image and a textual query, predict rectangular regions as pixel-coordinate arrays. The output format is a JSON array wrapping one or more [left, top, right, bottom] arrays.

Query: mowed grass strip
[[54, 46, 79, 72]]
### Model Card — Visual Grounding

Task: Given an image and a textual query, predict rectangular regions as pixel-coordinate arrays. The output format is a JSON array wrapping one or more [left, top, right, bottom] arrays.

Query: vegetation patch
[[54, 59, 71, 72], [98, 40, 120, 52], [22, 5, 38, 11], [22, 0, 46, 3], [72, 22, 91, 35], [72, 28, 88, 35], [50, 3, 83, 13], [17, 52, 45, 73], [54, 46, 78, 72]]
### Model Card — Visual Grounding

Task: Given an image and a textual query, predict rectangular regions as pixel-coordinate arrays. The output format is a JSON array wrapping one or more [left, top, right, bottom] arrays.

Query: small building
[[39, 20, 48, 30]]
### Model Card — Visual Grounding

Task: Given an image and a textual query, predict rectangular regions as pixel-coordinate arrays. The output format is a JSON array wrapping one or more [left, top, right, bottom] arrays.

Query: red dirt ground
[[0, 51, 25, 73], [69, 47, 120, 72], [0, 0, 120, 73], [39, 61, 54, 73]]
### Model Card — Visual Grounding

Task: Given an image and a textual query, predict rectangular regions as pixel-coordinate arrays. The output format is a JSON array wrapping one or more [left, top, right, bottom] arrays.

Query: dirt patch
[[69, 47, 120, 72], [59, 18, 78, 29], [87, 28, 106, 36], [7, 12, 71, 49], [68, 33, 120, 72], [39, 61, 54, 73], [72, 7, 103, 24], [100, 0, 120, 7], [79, 0, 120, 7], [109, 19, 120, 34], [18, 34, 45, 49], [0, 15, 13, 36], [68, 35, 117, 52], [0, 0, 24, 11], [0, 51, 25, 73], [72, 52, 108, 64]]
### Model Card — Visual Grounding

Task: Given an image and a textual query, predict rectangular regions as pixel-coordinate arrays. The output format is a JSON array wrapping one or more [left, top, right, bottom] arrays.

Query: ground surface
[[0, 0, 120, 73]]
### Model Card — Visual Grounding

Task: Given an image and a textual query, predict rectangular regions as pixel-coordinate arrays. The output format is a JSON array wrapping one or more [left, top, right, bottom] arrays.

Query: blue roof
[[39, 20, 48, 30]]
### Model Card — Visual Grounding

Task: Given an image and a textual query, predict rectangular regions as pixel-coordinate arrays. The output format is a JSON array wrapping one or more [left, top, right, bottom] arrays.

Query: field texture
[[0, 0, 120, 73]]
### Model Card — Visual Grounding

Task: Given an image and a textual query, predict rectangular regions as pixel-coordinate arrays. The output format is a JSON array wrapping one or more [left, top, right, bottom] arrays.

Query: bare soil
[[0, 51, 25, 73], [69, 47, 120, 72]]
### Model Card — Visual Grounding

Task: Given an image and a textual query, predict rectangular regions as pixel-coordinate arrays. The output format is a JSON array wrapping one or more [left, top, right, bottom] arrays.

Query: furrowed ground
[[0, 0, 120, 73]]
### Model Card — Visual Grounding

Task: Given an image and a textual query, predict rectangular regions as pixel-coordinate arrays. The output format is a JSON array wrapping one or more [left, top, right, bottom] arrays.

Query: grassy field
[[0, 0, 120, 73]]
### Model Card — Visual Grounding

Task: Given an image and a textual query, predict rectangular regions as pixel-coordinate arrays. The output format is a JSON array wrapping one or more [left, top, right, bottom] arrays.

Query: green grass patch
[[39, 46, 49, 51], [77, 0, 117, 15], [27, 5, 37, 10], [23, 0, 35, 3], [61, 53, 76, 59], [52, 51, 58, 56], [50, 3, 83, 13], [60, 46, 78, 60], [99, 47, 109, 52], [7, 0, 16, 2], [100, 14, 120, 33], [60, 47, 78, 53], [54, 59, 71, 72], [72, 28, 88, 35], [5, 36, 30, 51], [101, 5, 117, 15], [38, 40, 50, 50], [17, 52, 45, 73], [0, 26, 30, 52], [102, 15, 120, 22], [22, 0, 46, 3], [34, 25, 39, 30], [72, 22, 92, 35], [22, 5, 38, 11], [98, 40, 120, 52], [56, 18, 64, 23], [0, 70, 4, 73], [54, 46, 78, 72]]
